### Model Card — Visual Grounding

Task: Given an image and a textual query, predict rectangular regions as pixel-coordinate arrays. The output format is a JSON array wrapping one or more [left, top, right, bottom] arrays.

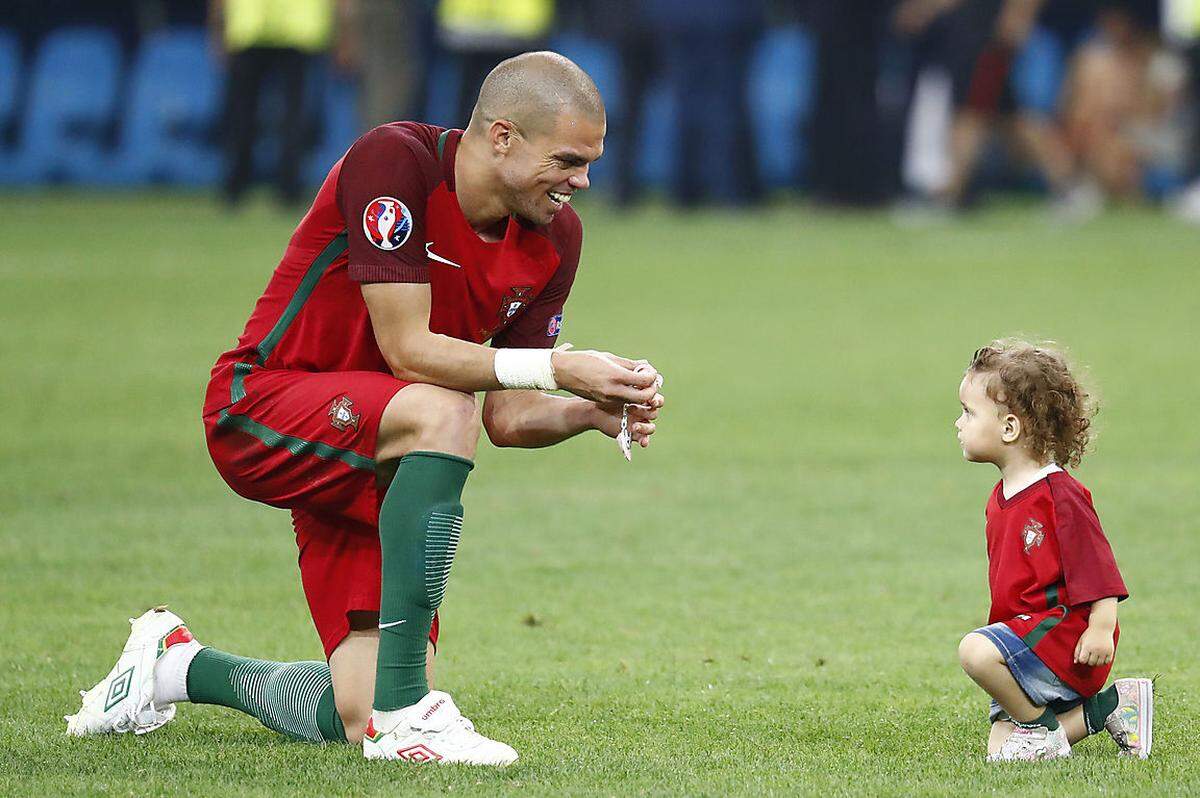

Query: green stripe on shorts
[[230, 362, 253, 404], [217, 409, 375, 472]]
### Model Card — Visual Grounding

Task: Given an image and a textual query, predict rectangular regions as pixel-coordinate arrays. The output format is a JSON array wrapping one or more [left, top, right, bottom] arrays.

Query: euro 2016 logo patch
[[1022, 518, 1045, 553], [546, 313, 562, 337], [363, 196, 413, 251]]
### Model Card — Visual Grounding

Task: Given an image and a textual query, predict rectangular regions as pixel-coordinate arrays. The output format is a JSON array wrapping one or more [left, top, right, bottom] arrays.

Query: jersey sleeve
[[337, 126, 435, 284], [492, 212, 582, 349], [1053, 480, 1129, 606]]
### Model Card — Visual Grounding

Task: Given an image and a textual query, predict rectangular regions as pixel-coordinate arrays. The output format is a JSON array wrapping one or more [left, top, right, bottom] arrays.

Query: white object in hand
[[617, 405, 633, 461], [617, 365, 663, 462]]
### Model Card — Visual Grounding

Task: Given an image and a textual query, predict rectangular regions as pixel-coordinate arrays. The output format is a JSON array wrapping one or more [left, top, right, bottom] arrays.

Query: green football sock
[[1083, 684, 1120, 734], [1015, 707, 1061, 731], [186, 648, 346, 743], [374, 451, 473, 712]]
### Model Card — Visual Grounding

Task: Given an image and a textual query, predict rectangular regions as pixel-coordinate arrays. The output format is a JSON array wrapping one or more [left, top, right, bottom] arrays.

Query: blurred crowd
[[888, 0, 1200, 221], [3, 0, 1200, 221]]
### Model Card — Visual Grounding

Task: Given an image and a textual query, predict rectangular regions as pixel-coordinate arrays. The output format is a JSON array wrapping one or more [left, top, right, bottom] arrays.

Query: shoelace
[[118, 696, 170, 733], [416, 713, 475, 734], [421, 714, 484, 748]]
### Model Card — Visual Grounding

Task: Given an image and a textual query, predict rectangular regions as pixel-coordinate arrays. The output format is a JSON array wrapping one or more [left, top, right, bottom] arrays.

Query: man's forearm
[[364, 283, 658, 404], [363, 282, 505, 392], [385, 331, 504, 392], [484, 391, 598, 448]]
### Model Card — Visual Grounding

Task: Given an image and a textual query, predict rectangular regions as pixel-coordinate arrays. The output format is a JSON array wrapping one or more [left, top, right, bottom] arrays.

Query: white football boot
[[1105, 678, 1154, 759], [987, 723, 1071, 762], [363, 690, 518, 765], [65, 606, 196, 736]]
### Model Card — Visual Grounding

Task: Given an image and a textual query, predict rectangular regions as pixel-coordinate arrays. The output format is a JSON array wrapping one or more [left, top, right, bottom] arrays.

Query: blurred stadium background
[[1, 0, 1199, 216], [3, 1, 1199, 794]]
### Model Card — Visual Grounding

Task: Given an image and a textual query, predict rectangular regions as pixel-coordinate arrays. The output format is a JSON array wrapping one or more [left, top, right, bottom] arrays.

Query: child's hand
[[1074, 625, 1115, 667]]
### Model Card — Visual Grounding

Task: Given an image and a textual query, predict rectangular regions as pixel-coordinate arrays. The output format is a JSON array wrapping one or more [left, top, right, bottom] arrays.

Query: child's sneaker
[[1104, 678, 1153, 759], [363, 690, 518, 766], [987, 724, 1071, 762]]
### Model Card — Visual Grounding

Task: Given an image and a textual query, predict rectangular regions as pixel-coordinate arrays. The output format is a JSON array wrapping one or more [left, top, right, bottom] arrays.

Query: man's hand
[[552, 349, 661, 405], [592, 391, 665, 450], [1074, 625, 1115, 667]]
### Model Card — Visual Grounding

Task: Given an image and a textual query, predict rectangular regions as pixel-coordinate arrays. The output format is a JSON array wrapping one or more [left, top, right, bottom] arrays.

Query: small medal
[[616, 369, 662, 462], [617, 405, 633, 462]]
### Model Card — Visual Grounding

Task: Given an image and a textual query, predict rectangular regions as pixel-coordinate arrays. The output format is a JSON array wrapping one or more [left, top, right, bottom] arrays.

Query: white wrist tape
[[494, 348, 558, 390]]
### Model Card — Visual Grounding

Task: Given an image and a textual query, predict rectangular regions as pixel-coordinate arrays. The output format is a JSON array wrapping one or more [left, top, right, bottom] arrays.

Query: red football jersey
[[985, 469, 1128, 696], [205, 123, 581, 415]]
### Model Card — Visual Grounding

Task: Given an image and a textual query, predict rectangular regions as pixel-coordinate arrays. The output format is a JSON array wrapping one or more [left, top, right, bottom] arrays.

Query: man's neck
[[453, 130, 510, 240], [997, 455, 1062, 499]]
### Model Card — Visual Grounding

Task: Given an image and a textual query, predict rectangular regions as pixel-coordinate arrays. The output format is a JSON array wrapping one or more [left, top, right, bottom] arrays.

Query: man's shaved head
[[458, 52, 606, 226], [468, 51, 604, 135]]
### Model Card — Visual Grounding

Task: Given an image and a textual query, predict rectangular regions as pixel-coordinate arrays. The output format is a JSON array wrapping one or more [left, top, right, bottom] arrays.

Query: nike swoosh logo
[[378, 619, 407, 629], [425, 242, 462, 268]]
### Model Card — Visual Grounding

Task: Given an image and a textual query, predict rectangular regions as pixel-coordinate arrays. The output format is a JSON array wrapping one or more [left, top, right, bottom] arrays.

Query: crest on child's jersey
[[363, 196, 413, 251], [328, 396, 360, 431], [1022, 518, 1045, 553], [546, 313, 563, 337]]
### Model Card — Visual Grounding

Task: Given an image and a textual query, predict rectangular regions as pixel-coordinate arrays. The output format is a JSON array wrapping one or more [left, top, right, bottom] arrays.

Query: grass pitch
[[1, 194, 1197, 796]]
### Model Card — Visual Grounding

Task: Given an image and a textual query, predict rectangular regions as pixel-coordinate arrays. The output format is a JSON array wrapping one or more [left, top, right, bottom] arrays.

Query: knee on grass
[[958, 632, 1003, 678]]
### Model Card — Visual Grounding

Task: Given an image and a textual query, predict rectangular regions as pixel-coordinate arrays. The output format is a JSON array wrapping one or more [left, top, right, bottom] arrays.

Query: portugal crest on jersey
[[328, 396, 360, 431], [1022, 518, 1045, 553], [363, 196, 413, 251], [498, 286, 533, 321]]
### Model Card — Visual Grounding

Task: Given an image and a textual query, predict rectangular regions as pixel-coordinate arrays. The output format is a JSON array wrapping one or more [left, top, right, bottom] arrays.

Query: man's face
[[497, 112, 605, 225], [955, 372, 1009, 464]]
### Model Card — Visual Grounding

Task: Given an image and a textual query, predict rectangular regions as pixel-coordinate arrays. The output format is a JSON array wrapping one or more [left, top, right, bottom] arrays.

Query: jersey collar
[[1000, 462, 1063, 502]]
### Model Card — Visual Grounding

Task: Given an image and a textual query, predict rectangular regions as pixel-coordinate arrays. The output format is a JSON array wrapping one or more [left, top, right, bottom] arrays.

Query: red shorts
[[204, 365, 439, 658]]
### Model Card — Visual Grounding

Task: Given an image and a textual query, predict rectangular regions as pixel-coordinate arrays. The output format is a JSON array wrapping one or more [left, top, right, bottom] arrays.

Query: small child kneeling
[[954, 340, 1153, 761]]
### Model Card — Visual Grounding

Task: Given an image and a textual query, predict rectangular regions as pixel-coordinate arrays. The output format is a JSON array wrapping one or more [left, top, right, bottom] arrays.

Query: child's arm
[[1074, 596, 1118, 666]]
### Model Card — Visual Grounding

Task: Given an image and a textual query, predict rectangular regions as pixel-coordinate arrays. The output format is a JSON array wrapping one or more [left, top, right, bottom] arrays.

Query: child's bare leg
[[958, 633, 1045, 723], [1057, 705, 1088, 744]]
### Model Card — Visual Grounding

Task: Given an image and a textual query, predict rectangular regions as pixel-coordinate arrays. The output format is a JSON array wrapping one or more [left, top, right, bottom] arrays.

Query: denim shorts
[[973, 622, 1083, 723]]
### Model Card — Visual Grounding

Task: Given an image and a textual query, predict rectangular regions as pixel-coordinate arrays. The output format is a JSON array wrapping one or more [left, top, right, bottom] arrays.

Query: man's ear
[[489, 119, 518, 155], [1000, 413, 1022, 444]]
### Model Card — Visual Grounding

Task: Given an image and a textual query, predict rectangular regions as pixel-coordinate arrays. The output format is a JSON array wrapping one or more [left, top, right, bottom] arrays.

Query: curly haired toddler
[[954, 339, 1153, 761]]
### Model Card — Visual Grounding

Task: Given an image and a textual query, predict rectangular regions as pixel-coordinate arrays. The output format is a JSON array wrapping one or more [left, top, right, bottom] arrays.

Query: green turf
[[1, 193, 1196, 796]]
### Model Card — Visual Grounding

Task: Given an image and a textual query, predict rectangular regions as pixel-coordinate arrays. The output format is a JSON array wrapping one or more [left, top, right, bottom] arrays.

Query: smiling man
[[66, 52, 665, 765]]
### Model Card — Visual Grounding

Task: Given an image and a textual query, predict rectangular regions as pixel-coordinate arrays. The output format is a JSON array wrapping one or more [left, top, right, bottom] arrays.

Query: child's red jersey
[[985, 470, 1128, 696]]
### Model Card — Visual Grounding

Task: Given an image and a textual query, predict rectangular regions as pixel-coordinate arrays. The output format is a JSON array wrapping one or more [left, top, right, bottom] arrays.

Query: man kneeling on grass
[[954, 340, 1153, 761], [64, 52, 664, 766]]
